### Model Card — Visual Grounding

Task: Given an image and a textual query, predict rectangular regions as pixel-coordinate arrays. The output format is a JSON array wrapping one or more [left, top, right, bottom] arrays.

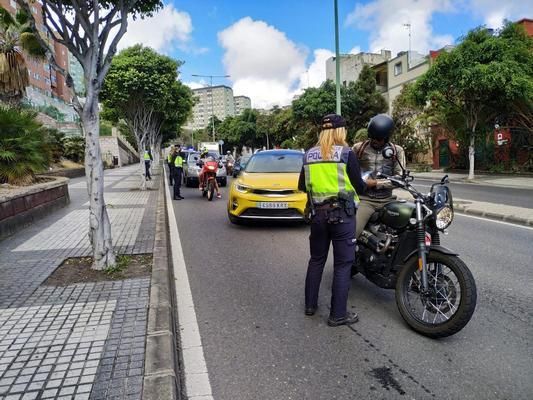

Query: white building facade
[[325, 50, 392, 86], [234, 95, 251, 115], [187, 85, 236, 130]]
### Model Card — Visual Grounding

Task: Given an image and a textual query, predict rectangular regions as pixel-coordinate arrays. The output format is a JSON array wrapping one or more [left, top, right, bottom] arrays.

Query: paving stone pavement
[[0, 165, 159, 400]]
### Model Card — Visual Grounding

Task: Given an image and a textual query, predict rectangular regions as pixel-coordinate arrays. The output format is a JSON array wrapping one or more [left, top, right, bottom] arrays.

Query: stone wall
[[0, 177, 70, 239], [100, 129, 139, 167]]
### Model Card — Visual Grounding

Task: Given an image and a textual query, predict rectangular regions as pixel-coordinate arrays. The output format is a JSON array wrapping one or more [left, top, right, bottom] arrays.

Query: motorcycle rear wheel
[[396, 252, 477, 338]]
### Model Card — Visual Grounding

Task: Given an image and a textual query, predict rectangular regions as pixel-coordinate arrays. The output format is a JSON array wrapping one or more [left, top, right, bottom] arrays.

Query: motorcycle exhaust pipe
[[359, 231, 392, 254]]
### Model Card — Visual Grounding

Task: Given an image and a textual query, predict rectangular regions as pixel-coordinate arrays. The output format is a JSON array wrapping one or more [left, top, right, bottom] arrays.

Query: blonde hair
[[318, 127, 348, 160]]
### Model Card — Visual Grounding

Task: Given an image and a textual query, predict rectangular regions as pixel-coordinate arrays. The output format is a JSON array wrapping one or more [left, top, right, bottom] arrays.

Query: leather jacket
[[353, 140, 405, 199]]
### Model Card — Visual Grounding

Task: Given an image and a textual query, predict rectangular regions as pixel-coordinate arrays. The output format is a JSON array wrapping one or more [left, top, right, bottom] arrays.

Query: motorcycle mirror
[[382, 145, 395, 160], [441, 174, 449, 184]]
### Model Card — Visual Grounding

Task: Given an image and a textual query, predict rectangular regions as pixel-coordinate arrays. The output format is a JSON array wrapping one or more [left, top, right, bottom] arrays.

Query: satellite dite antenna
[[403, 23, 412, 68]]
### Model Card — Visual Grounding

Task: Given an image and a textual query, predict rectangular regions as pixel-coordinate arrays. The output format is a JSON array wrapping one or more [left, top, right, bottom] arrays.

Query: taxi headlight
[[435, 206, 454, 230], [235, 184, 250, 193]]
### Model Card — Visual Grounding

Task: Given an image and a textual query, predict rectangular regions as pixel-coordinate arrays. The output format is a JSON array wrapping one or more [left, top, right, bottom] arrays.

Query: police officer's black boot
[[327, 312, 359, 327], [305, 307, 316, 316]]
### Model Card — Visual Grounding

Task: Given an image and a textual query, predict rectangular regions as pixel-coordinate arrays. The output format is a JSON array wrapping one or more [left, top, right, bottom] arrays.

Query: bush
[[43, 128, 65, 163], [0, 106, 52, 184], [62, 136, 85, 163]]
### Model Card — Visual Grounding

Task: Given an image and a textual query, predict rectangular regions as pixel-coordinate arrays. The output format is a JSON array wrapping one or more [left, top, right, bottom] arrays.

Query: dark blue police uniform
[[298, 116, 367, 326]]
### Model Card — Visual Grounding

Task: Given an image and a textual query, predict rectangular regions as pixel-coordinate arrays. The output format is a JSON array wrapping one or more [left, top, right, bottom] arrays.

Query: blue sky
[[118, 0, 532, 107]]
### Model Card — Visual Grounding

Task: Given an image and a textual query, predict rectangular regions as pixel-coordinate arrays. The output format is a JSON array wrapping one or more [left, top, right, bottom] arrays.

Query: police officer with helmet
[[353, 114, 406, 239], [298, 114, 377, 326]]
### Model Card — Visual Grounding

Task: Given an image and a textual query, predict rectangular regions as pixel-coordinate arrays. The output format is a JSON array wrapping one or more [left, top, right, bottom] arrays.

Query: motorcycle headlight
[[207, 165, 215, 171], [435, 206, 454, 230], [235, 184, 250, 193]]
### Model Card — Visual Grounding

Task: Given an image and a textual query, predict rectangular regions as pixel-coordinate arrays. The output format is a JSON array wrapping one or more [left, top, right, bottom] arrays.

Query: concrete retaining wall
[[0, 177, 70, 239], [42, 168, 85, 179]]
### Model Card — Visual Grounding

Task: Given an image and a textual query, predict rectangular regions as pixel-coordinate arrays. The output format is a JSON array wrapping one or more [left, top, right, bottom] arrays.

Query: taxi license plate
[[257, 202, 289, 209]]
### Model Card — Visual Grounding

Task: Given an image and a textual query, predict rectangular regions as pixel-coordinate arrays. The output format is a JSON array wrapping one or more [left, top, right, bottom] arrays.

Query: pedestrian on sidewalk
[[298, 114, 376, 327], [144, 150, 153, 180], [173, 144, 184, 200], [167, 145, 176, 186], [353, 114, 405, 239]]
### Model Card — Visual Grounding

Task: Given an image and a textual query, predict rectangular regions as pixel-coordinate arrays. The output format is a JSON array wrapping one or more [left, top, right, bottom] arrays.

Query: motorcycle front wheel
[[396, 252, 477, 338], [207, 180, 215, 201]]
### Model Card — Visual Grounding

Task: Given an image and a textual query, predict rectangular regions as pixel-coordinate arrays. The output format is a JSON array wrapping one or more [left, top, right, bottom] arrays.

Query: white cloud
[[218, 17, 308, 108], [297, 48, 334, 91], [467, 0, 532, 28], [349, 46, 362, 54], [118, 4, 193, 52], [184, 80, 207, 90], [346, 0, 455, 56]]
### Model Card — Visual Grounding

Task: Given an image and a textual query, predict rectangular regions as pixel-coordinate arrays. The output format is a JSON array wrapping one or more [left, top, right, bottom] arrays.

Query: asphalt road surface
[[412, 178, 533, 209], [172, 179, 533, 400]]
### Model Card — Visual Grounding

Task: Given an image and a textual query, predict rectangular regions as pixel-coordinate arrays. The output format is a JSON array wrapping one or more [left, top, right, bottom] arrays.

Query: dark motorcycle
[[353, 146, 477, 338]]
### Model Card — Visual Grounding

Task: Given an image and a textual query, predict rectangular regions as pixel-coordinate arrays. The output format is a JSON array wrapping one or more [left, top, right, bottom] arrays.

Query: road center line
[[164, 169, 214, 400], [455, 213, 533, 230]]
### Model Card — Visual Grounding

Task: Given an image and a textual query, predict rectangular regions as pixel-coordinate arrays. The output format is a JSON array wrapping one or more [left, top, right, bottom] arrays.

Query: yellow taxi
[[227, 150, 307, 223]]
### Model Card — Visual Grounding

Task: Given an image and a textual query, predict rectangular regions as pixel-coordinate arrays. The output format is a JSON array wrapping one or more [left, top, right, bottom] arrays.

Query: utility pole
[[403, 23, 411, 68], [191, 74, 230, 141], [334, 0, 341, 115]]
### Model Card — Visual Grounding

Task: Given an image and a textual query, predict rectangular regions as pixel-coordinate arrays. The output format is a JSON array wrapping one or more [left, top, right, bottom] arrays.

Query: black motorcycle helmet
[[367, 114, 394, 141]]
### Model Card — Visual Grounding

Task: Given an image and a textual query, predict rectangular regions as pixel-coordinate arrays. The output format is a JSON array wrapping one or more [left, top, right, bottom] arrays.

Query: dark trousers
[[168, 163, 175, 185], [305, 210, 356, 319], [173, 168, 182, 199], [144, 161, 151, 180]]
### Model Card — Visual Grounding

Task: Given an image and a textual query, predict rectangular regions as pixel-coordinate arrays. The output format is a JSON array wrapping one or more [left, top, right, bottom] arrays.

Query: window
[[394, 62, 402, 76]]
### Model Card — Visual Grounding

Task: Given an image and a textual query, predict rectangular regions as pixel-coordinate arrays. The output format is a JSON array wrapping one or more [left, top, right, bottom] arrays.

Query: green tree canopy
[[101, 45, 193, 153], [292, 70, 388, 149], [413, 22, 533, 178]]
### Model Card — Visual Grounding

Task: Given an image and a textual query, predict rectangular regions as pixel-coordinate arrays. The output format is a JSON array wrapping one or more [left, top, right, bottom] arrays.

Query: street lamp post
[[191, 74, 230, 142], [334, 0, 341, 115]]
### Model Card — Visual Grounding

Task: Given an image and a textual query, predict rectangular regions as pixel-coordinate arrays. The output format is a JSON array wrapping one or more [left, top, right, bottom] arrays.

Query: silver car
[[184, 152, 227, 187]]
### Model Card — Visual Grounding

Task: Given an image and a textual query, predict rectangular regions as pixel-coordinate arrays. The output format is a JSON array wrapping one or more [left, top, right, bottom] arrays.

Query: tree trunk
[[139, 140, 147, 191], [82, 94, 116, 270], [468, 131, 475, 180]]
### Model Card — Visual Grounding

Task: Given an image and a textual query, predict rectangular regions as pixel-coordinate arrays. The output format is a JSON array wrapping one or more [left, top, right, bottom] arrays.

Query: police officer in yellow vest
[[298, 114, 376, 326], [167, 145, 176, 186], [143, 150, 152, 180], [172, 144, 184, 200]]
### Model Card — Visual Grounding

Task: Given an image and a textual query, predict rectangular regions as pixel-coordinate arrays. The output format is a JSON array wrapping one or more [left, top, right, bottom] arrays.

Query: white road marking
[[455, 213, 533, 230], [164, 171, 214, 400]]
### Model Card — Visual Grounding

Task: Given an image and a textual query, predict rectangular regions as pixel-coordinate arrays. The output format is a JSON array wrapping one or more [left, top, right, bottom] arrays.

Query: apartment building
[[234, 95, 251, 115], [0, 0, 77, 120], [187, 85, 236, 130], [372, 51, 430, 113], [325, 50, 391, 86]]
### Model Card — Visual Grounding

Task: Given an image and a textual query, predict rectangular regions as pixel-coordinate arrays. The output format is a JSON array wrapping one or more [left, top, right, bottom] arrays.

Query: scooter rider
[[298, 114, 377, 326], [353, 114, 406, 239]]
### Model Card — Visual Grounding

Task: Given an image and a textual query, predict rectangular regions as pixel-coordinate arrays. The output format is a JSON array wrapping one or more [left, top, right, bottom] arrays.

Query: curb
[[453, 202, 533, 227], [143, 171, 181, 399]]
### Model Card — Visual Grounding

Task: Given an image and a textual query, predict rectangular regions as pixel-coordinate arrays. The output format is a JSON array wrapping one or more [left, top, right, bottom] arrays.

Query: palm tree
[[0, 7, 45, 105]]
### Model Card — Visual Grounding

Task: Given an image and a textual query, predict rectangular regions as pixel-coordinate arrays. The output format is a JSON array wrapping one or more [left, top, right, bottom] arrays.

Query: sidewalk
[[0, 165, 158, 400], [412, 170, 533, 190]]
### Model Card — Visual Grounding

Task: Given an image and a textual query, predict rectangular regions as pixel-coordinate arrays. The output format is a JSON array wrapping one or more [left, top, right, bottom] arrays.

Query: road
[[171, 178, 533, 400], [412, 178, 533, 209]]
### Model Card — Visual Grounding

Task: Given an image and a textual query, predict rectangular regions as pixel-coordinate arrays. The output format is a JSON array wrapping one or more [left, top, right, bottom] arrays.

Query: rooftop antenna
[[403, 23, 411, 68]]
